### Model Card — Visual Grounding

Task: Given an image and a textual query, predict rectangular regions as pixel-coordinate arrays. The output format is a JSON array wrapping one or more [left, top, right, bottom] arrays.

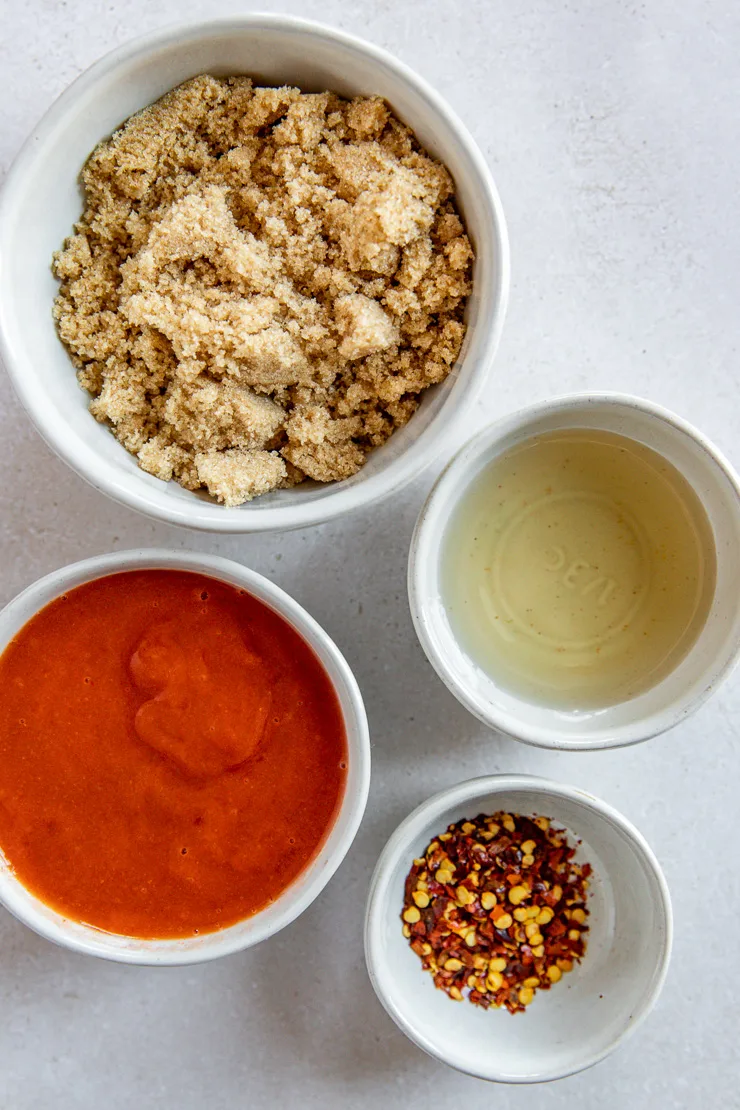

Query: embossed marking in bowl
[[491, 491, 650, 653]]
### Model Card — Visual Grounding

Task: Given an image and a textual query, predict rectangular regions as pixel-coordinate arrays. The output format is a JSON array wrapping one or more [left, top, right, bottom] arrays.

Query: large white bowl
[[364, 775, 672, 1083], [0, 16, 509, 533], [409, 393, 740, 749], [0, 550, 370, 964]]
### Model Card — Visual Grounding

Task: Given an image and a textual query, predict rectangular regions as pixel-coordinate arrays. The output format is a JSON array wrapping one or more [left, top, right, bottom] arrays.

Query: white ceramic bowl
[[0, 549, 370, 964], [409, 392, 740, 749], [0, 16, 509, 533], [365, 774, 672, 1083]]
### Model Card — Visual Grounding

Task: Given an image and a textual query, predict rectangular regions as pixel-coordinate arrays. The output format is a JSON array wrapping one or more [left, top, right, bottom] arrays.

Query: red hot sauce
[[0, 570, 347, 938]]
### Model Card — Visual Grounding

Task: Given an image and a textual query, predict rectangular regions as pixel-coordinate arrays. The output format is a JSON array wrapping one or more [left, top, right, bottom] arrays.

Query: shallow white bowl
[[0, 15, 509, 533], [364, 774, 672, 1083], [409, 392, 740, 749], [0, 549, 370, 964]]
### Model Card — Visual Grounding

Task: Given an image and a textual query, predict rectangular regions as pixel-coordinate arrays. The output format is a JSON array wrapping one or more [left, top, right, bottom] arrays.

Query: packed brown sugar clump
[[402, 813, 591, 1014], [52, 76, 473, 506]]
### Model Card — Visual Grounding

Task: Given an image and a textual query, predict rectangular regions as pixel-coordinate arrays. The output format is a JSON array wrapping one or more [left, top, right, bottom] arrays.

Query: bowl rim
[[0, 548, 371, 964], [0, 13, 510, 534], [408, 390, 740, 750], [364, 772, 674, 1084]]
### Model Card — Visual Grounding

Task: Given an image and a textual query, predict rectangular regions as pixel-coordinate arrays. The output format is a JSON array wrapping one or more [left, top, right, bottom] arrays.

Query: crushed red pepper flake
[[401, 811, 592, 1014]]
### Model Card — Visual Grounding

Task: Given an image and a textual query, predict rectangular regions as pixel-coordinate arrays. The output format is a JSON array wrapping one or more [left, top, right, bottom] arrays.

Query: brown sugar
[[53, 76, 473, 505]]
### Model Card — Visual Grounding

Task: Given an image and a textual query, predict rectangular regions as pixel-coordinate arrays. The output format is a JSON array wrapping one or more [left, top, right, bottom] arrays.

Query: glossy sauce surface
[[0, 570, 347, 938], [441, 429, 716, 708]]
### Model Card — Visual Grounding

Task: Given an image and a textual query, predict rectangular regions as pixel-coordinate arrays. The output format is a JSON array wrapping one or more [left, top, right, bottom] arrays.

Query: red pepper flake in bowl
[[401, 812, 591, 1014]]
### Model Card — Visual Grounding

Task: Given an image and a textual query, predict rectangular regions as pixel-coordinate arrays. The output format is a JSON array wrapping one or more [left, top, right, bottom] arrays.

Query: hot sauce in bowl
[[0, 567, 349, 940]]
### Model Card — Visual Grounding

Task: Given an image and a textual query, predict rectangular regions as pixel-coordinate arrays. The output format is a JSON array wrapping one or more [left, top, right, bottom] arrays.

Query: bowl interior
[[365, 779, 671, 1083], [0, 18, 507, 531], [0, 550, 369, 963], [411, 396, 740, 747]]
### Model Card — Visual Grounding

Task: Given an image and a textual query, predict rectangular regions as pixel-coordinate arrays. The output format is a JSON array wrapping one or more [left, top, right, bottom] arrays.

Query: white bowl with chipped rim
[[364, 774, 673, 1083], [0, 15, 509, 533], [0, 549, 370, 964]]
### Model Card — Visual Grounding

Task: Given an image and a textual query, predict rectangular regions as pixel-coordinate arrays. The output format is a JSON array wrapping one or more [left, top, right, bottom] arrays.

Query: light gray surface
[[0, 1, 738, 1106]]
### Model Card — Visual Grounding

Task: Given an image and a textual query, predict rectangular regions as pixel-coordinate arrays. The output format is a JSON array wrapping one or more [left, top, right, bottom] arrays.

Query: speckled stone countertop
[[1, 2, 738, 1107]]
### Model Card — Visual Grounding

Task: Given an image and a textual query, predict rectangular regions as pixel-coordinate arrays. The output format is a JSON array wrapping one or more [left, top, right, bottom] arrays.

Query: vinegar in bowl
[[441, 428, 716, 709]]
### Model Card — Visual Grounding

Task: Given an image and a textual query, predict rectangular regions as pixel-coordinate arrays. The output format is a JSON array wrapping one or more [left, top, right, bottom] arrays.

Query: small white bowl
[[0, 15, 509, 533], [0, 549, 370, 964], [409, 392, 740, 750], [364, 774, 672, 1083]]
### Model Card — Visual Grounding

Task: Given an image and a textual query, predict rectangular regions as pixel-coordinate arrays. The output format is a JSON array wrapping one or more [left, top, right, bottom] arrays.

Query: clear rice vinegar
[[441, 428, 716, 709]]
